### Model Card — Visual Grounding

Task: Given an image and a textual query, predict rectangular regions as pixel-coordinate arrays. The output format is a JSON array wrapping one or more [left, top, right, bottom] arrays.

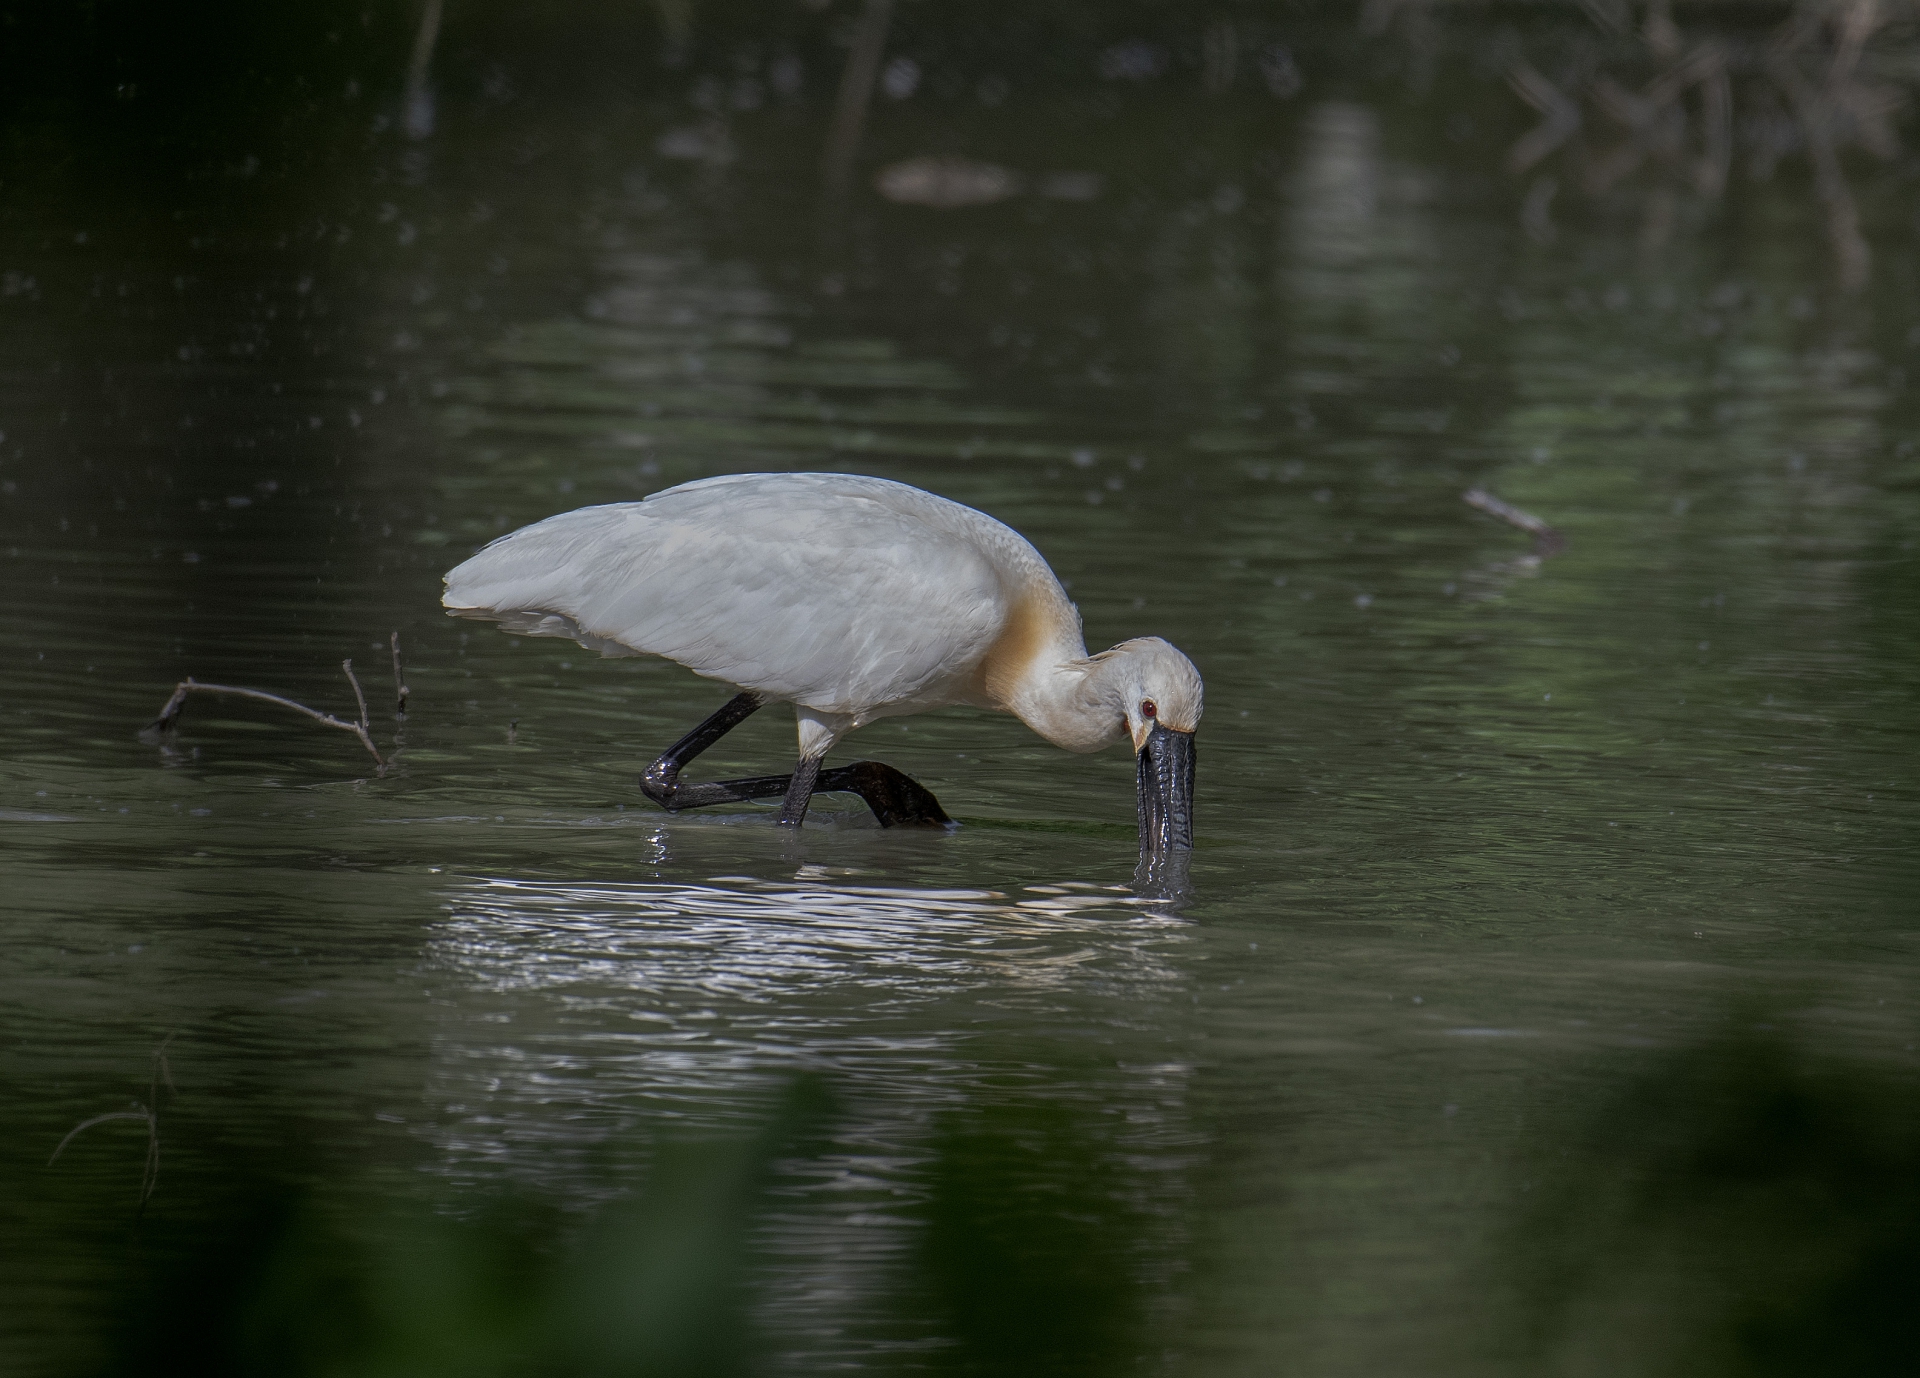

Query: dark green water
[[4, 10, 1919, 1375]]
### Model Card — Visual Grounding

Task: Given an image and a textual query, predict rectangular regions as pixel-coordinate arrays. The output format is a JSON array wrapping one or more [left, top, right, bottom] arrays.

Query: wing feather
[[443, 474, 1011, 714]]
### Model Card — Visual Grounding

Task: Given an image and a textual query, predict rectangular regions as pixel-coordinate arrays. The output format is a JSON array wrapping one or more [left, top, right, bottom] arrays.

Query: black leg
[[776, 756, 822, 827], [638, 692, 951, 828], [640, 692, 773, 810]]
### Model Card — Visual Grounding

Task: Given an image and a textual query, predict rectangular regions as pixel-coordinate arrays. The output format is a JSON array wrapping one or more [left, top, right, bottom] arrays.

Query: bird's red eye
[[1141, 699, 1157, 719]]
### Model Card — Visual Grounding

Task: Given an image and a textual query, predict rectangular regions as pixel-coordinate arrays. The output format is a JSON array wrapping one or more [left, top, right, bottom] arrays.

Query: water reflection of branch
[[1465, 488, 1565, 559], [1477, 0, 1907, 286], [1767, 0, 1897, 292], [1460, 489, 1565, 600], [48, 1035, 176, 1211]]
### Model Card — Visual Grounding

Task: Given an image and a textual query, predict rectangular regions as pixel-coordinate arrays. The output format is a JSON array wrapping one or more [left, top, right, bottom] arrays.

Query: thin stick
[[390, 631, 410, 717], [1464, 489, 1566, 557], [146, 679, 385, 766], [343, 659, 372, 731]]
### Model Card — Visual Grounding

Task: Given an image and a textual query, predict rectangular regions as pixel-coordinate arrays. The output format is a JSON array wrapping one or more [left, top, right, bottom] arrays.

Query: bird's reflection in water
[[419, 872, 1200, 1359]]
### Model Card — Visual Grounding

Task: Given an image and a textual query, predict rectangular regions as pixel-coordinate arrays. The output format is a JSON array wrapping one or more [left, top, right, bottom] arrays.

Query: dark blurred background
[[4, 3, 1919, 1375]]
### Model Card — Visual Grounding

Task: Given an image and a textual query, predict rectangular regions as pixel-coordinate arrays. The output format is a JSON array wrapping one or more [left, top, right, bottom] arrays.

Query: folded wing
[[442, 474, 1010, 715]]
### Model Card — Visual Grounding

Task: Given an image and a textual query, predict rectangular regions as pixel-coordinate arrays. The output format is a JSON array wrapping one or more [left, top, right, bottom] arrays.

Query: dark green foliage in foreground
[[918, 1103, 1148, 1375], [77, 1039, 1920, 1377], [86, 1083, 1152, 1378], [1505, 1035, 1920, 1378], [109, 1159, 751, 1378], [98, 1082, 830, 1378]]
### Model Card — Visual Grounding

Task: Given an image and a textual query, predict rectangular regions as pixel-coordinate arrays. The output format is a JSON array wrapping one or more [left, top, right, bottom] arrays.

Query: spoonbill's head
[[1099, 637, 1202, 858]]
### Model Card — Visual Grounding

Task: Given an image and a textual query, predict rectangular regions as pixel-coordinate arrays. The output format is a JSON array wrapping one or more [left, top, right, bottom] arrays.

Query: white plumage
[[443, 473, 1201, 842], [448, 475, 1021, 713]]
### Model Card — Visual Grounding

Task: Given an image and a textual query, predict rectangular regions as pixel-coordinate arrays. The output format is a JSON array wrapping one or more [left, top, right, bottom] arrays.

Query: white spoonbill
[[442, 472, 1201, 858]]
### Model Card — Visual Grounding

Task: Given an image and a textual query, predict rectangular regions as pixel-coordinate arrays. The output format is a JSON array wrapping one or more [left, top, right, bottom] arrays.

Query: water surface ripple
[[2, 44, 1917, 1377]]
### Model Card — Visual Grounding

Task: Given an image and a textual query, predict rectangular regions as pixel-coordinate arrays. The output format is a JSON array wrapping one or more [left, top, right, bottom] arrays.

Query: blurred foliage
[[917, 1102, 1149, 1374], [1374, 0, 1920, 285], [96, 1081, 823, 1377], [77, 1080, 1160, 1377], [60, 1036, 1920, 1376], [7, 0, 1918, 281], [5, 6, 1919, 1375], [1503, 1031, 1920, 1377], [105, 1131, 768, 1378]]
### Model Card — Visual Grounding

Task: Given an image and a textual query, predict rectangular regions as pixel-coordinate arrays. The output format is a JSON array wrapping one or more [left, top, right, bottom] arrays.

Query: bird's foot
[[640, 772, 792, 812], [639, 757, 948, 829], [818, 761, 952, 828]]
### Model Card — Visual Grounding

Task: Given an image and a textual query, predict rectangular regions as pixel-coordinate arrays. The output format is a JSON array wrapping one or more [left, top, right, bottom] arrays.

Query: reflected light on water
[[6, 4, 1920, 1370], [424, 871, 1193, 1159], [422, 874, 1200, 1365]]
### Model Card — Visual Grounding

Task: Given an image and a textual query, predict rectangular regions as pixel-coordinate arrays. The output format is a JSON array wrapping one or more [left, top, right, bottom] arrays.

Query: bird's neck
[[974, 572, 1126, 753], [992, 629, 1130, 754], [1011, 660, 1128, 753]]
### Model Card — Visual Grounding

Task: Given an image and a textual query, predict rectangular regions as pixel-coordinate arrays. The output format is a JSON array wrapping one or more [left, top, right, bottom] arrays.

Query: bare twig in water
[[343, 658, 372, 731], [1464, 488, 1566, 558], [821, 0, 894, 195], [145, 665, 385, 767], [390, 632, 410, 718]]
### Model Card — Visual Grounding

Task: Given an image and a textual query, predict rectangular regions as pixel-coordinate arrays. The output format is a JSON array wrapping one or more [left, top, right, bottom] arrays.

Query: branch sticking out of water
[[145, 664, 386, 767], [1464, 489, 1566, 557], [343, 658, 372, 732], [390, 631, 410, 718]]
